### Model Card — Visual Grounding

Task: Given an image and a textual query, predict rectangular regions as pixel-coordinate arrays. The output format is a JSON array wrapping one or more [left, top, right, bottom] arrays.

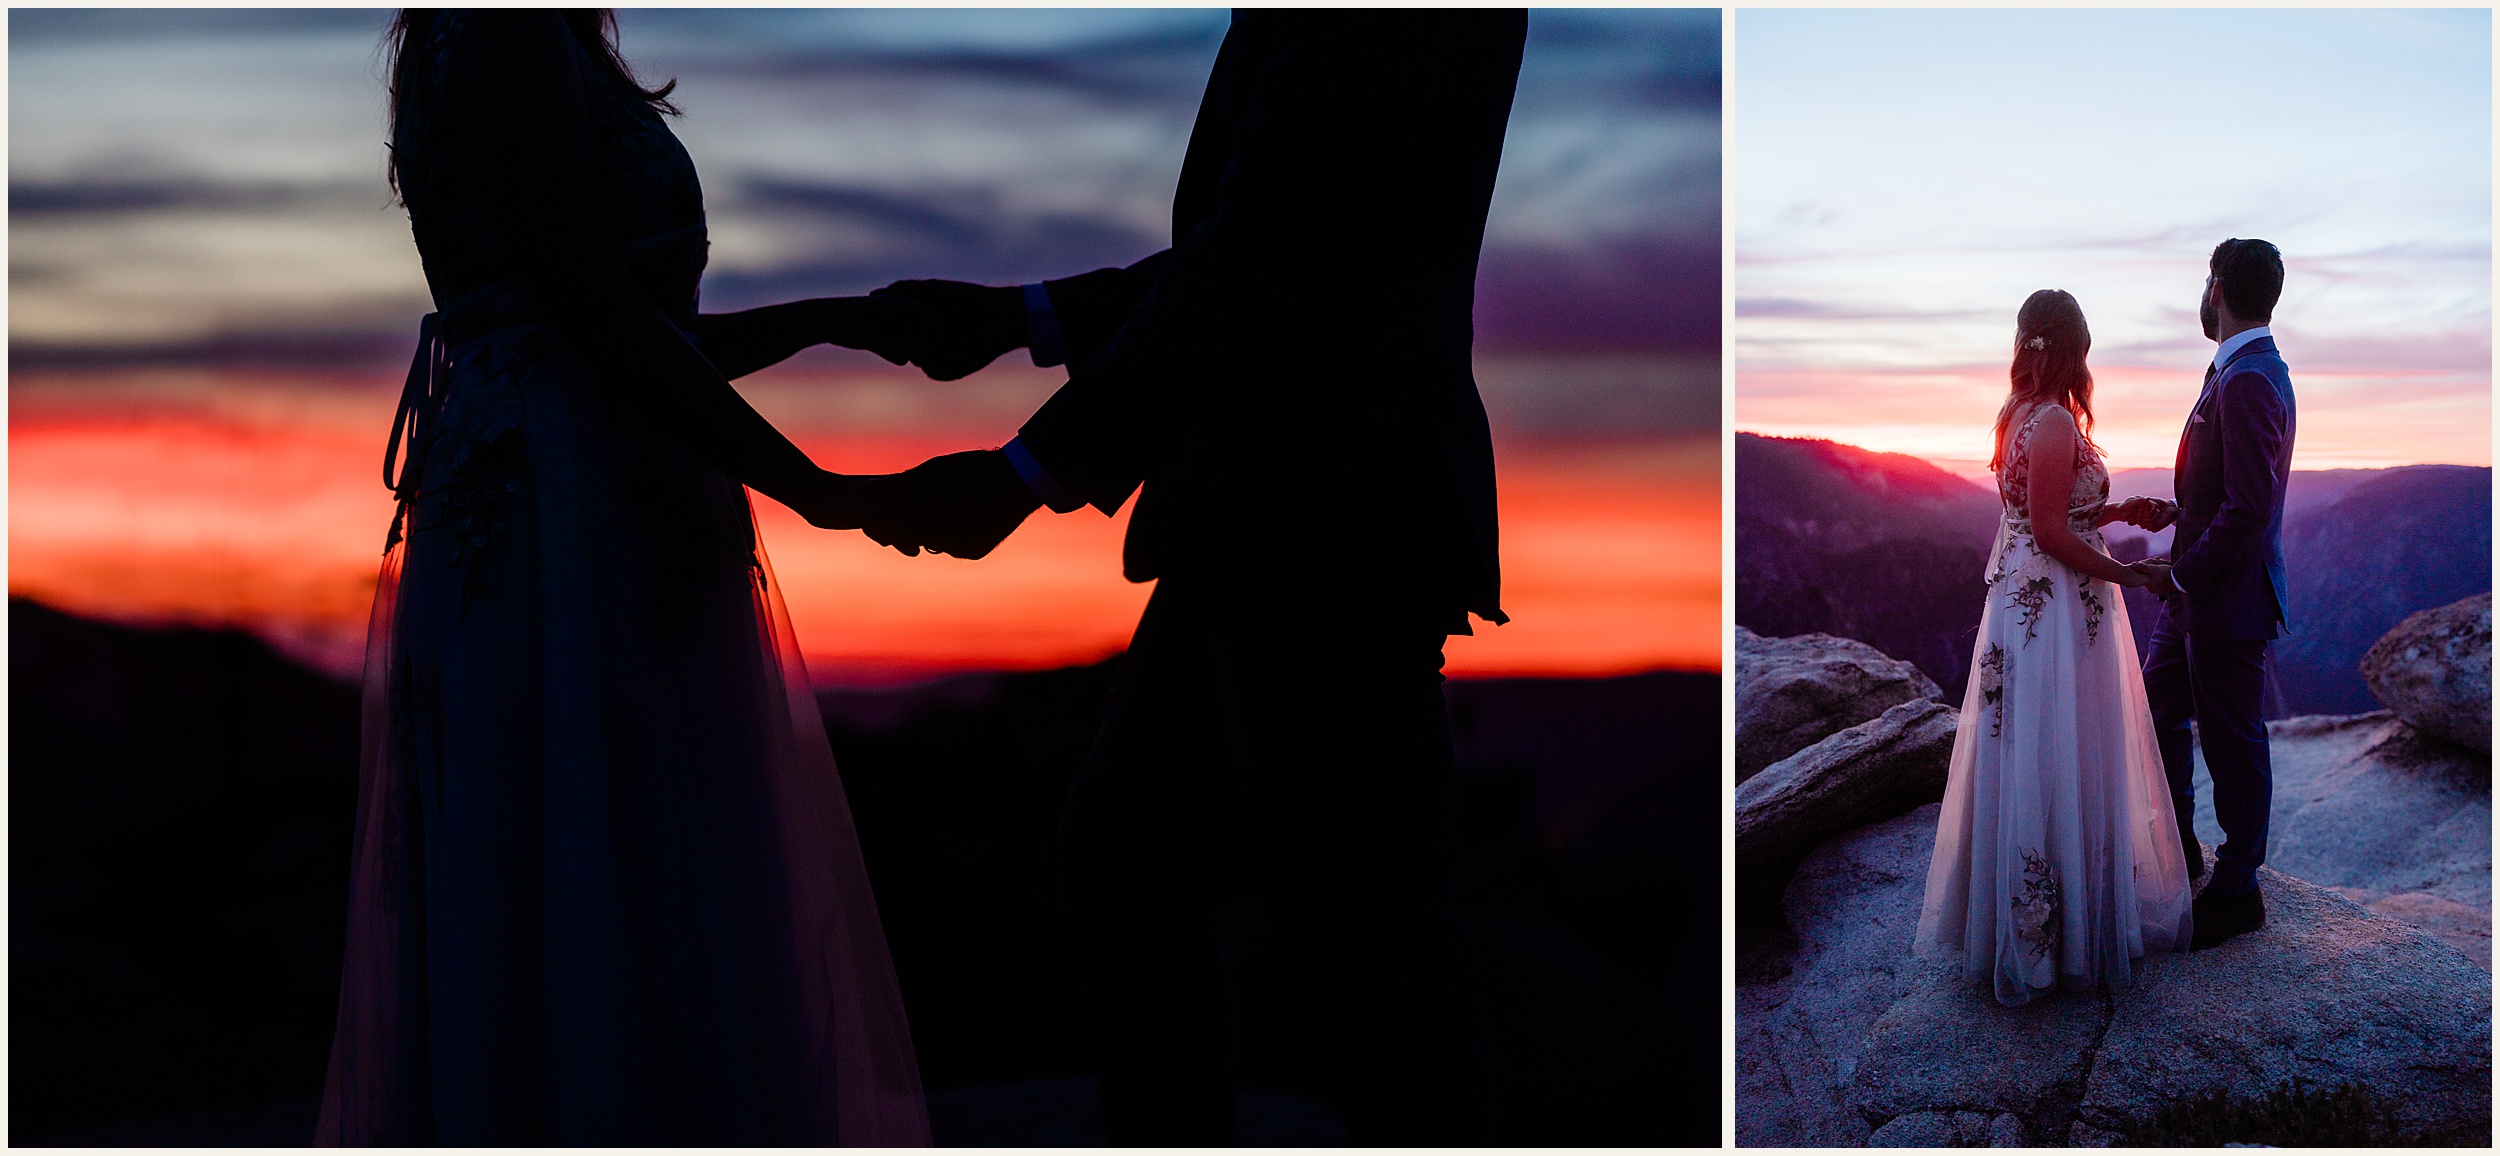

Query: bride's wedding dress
[[1916, 403, 2194, 1007], [317, 14, 926, 1143]]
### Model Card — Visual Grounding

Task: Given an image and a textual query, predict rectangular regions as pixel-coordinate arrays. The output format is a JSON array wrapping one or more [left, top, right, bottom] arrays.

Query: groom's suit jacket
[[1013, 10, 1526, 628], [2167, 335, 2296, 640]]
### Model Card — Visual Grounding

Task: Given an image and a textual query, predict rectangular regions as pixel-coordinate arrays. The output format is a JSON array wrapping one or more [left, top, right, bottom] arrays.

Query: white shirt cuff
[[1002, 435, 1085, 513], [1022, 282, 1067, 368]]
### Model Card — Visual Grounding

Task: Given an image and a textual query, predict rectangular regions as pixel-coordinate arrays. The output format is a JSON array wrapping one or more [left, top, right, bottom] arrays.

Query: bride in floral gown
[[1915, 289, 2195, 1007], [319, 11, 930, 1143]]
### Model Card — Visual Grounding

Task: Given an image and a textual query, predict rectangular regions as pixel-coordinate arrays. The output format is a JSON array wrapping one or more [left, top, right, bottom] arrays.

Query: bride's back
[[391, 12, 706, 317], [1995, 401, 2111, 537]]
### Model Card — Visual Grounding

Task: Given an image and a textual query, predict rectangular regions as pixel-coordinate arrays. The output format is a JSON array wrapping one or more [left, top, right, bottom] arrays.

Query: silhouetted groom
[[851, 11, 1527, 1145], [2138, 238, 2296, 950]]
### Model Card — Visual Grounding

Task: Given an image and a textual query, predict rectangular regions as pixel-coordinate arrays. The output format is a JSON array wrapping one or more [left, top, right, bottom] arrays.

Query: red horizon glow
[[10, 365, 1718, 684], [1735, 361, 2492, 473]]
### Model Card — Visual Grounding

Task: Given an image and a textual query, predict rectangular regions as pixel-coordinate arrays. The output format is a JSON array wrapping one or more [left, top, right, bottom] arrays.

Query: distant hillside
[[9, 598, 359, 1139], [2103, 467, 2386, 555], [2277, 465, 2493, 712], [1736, 432, 2003, 551], [1737, 432, 2493, 714], [1735, 433, 2000, 696]]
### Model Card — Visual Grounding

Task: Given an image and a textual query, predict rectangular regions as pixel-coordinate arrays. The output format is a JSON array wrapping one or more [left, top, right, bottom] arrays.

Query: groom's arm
[[869, 251, 1169, 381], [2168, 369, 2291, 595], [1030, 252, 1175, 369], [1013, 16, 1527, 517]]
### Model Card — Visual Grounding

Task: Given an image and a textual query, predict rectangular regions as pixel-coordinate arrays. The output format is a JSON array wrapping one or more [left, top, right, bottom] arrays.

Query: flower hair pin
[[2025, 335, 2049, 350]]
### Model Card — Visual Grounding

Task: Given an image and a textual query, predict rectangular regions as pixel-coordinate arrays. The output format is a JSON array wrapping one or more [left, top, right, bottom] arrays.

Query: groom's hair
[[2209, 238, 2284, 323]]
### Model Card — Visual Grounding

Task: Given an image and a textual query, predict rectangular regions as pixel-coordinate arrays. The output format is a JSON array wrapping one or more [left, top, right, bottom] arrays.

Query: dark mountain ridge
[[1735, 434, 2001, 693], [11, 599, 1715, 1144], [1737, 431, 2492, 713]]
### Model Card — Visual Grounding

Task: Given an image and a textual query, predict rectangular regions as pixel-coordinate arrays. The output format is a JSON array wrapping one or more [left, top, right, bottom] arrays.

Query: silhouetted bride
[[319, 11, 929, 1143], [1914, 290, 2195, 1007]]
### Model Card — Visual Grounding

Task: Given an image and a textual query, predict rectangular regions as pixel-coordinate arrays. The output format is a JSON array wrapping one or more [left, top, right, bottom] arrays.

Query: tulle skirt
[[316, 326, 928, 1144], [1915, 529, 2194, 1007]]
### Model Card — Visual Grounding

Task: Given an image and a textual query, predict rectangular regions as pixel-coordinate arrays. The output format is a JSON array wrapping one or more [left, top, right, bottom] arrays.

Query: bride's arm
[[450, 12, 862, 524], [690, 297, 933, 380], [2026, 411, 2149, 588]]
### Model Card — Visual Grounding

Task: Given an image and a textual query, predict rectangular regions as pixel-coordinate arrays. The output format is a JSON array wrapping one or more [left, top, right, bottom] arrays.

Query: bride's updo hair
[[1991, 288, 2097, 472]]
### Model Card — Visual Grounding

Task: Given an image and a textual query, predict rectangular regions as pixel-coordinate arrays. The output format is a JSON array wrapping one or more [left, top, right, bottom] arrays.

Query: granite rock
[[1736, 700, 1958, 870], [2189, 711, 2490, 969], [1737, 627, 1942, 783], [1739, 806, 2493, 1146], [2074, 868, 2491, 1143], [1736, 806, 1940, 1148], [2362, 592, 2491, 754]]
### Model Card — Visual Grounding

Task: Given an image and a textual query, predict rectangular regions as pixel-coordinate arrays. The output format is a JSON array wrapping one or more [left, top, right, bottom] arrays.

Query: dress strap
[[2008, 402, 2072, 466], [382, 313, 444, 551]]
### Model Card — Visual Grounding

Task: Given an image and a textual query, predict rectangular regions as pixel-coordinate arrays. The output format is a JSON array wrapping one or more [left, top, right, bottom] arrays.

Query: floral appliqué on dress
[[2078, 582, 2105, 645], [2013, 848, 2062, 963], [404, 334, 532, 617], [1980, 644, 2007, 737], [2009, 576, 2055, 645]]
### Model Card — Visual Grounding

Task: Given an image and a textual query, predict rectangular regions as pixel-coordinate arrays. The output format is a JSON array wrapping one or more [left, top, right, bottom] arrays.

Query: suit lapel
[[2175, 336, 2278, 493], [2176, 363, 2215, 478]]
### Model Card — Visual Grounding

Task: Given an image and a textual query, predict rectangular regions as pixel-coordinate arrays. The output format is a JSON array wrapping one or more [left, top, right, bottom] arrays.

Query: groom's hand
[[870, 280, 1026, 381], [859, 449, 1042, 560]]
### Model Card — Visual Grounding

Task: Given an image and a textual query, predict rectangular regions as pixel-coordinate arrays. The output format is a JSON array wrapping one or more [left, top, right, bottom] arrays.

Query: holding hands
[[2092, 496, 2179, 595], [2135, 558, 2181, 599], [2103, 495, 2179, 532], [785, 451, 1041, 561], [817, 293, 941, 368], [778, 279, 1041, 559], [693, 277, 1022, 381], [2116, 557, 2171, 590], [869, 279, 1028, 381]]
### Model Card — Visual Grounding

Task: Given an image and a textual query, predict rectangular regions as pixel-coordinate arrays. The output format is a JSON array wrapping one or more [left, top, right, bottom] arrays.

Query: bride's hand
[[816, 295, 938, 367], [786, 469, 881, 532], [870, 279, 1027, 381], [2118, 558, 2171, 589]]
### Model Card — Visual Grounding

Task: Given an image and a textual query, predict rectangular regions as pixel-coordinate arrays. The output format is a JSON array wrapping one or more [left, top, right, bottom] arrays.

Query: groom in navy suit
[[2135, 238, 2296, 950]]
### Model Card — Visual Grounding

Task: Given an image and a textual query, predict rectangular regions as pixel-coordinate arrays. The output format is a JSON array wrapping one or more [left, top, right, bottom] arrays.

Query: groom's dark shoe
[[2191, 886, 2264, 950]]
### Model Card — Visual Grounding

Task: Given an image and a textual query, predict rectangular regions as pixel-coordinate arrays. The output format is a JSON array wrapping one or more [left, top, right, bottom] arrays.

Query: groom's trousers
[[1056, 573, 1496, 1146], [2142, 603, 2274, 898]]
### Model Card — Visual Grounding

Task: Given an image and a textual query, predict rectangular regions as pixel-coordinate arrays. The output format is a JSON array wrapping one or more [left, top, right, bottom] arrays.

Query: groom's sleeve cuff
[[1002, 436, 1086, 513], [1022, 283, 1067, 369]]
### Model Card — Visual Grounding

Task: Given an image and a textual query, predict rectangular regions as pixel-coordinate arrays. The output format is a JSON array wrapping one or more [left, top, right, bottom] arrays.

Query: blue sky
[[1733, 8, 2491, 471], [10, 8, 1719, 367]]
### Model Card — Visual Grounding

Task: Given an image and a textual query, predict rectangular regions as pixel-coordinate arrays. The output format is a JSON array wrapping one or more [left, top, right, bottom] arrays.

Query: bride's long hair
[[1990, 288, 2098, 473], [384, 9, 679, 199]]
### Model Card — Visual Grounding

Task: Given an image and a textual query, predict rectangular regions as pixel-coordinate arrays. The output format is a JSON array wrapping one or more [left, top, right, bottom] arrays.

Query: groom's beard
[[2199, 293, 2219, 341]]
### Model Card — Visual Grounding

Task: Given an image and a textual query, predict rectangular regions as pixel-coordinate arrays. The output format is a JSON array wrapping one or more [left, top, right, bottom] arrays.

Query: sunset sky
[[1733, 8, 2491, 480], [10, 9, 1720, 682]]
